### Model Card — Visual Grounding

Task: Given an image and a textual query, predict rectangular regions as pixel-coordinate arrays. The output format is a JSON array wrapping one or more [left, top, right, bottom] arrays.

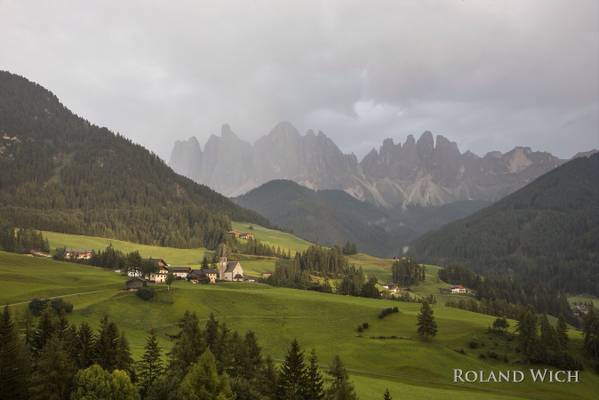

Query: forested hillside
[[0, 71, 268, 248], [411, 154, 599, 295], [234, 179, 416, 256]]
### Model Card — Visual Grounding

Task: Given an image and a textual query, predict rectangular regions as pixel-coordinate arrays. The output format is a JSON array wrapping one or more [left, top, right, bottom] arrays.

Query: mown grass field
[[231, 221, 312, 254], [1, 248, 597, 399]]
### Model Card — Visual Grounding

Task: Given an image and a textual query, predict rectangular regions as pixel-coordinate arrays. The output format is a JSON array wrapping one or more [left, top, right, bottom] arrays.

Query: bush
[[136, 287, 155, 301], [28, 297, 73, 316], [486, 351, 499, 360], [468, 339, 481, 349], [378, 307, 399, 319], [547, 352, 584, 370]]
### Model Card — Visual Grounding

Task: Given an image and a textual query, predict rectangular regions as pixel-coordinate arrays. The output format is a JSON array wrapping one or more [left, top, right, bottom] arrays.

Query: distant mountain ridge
[[169, 122, 564, 208]]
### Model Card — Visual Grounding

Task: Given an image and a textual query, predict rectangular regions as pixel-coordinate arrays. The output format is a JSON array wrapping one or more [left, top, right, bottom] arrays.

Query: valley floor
[[1, 246, 597, 399]]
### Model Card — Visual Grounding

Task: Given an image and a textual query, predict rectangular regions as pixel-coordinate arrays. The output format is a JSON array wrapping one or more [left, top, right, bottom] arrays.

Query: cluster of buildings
[[439, 284, 471, 295], [228, 229, 255, 240], [63, 248, 94, 261], [125, 257, 245, 290]]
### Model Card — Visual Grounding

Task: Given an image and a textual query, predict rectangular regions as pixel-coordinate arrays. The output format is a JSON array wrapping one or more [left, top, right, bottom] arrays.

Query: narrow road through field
[[5, 288, 116, 307]]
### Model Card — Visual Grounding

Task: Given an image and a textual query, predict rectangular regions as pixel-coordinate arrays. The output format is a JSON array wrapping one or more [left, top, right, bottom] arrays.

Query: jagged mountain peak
[[170, 124, 568, 208]]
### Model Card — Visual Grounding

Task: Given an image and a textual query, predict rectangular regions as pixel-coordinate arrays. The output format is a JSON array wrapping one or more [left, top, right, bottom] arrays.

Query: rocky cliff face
[[169, 122, 564, 208]]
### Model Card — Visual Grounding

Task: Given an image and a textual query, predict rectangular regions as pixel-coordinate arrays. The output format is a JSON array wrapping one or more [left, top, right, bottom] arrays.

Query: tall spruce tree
[[76, 322, 96, 369], [0, 306, 29, 400], [95, 316, 120, 371], [277, 339, 308, 400], [326, 356, 357, 400], [116, 332, 136, 381], [517, 309, 539, 360], [305, 349, 325, 400], [138, 331, 163, 399], [416, 302, 437, 340], [582, 306, 599, 363], [556, 315, 569, 351], [29, 335, 76, 400], [168, 311, 204, 375], [539, 314, 559, 358], [259, 355, 278, 400]]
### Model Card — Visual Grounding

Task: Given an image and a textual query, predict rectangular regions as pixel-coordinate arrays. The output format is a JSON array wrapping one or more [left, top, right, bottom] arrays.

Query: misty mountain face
[[170, 123, 563, 208]]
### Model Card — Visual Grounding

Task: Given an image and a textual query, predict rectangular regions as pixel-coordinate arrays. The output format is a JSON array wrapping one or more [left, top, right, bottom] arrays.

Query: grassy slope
[[43, 231, 208, 265], [1, 250, 597, 399], [232, 221, 312, 254]]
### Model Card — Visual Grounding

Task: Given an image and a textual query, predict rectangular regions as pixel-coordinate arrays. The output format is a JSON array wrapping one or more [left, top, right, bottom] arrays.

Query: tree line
[[0, 304, 398, 399], [391, 258, 425, 286], [439, 264, 576, 325], [0, 226, 49, 254]]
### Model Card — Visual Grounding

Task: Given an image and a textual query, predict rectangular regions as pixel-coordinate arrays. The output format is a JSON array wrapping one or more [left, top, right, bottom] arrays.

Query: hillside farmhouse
[[218, 257, 244, 281], [450, 284, 467, 294], [64, 248, 93, 261]]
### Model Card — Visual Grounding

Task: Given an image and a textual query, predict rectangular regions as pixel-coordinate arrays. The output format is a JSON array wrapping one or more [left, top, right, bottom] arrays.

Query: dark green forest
[[412, 154, 599, 296], [0, 71, 269, 249]]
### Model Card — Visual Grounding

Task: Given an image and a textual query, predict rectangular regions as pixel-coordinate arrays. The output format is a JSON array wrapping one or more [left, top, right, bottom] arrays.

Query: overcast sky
[[1, 0, 597, 160]]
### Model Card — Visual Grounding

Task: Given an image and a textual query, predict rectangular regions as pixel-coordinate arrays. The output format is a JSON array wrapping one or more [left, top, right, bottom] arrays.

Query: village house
[[64, 248, 94, 261], [127, 268, 143, 278], [125, 277, 147, 291], [450, 284, 467, 294], [167, 265, 191, 279], [228, 230, 255, 241], [218, 257, 244, 281], [188, 268, 218, 284]]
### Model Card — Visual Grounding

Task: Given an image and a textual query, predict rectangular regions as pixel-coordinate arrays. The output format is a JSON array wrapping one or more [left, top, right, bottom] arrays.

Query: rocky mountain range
[[169, 122, 565, 208]]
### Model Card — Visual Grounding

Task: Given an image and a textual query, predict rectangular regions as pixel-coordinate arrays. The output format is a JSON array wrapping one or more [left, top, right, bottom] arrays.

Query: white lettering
[[530, 369, 548, 382], [567, 370, 579, 383], [498, 370, 510, 382], [513, 370, 525, 383], [453, 369, 465, 383], [464, 370, 478, 383]]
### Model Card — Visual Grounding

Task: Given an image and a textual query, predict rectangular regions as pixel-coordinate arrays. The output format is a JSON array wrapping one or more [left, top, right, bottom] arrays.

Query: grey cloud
[[0, 0, 597, 160]]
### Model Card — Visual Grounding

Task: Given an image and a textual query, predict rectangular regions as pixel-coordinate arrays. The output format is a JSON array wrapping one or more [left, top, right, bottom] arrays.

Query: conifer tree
[[556, 315, 569, 351], [116, 332, 136, 381], [539, 314, 559, 358], [259, 355, 278, 400], [277, 339, 308, 400], [244, 330, 262, 379], [95, 316, 120, 371], [0, 306, 29, 400], [138, 331, 163, 399], [31, 306, 57, 357], [168, 311, 204, 375], [76, 322, 96, 369], [383, 389, 392, 400], [305, 349, 325, 400], [326, 356, 357, 400], [416, 302, 437, 340], [29, 335, 76, 400], [517, 309, 539, 360], [582, 306, 599, 363]]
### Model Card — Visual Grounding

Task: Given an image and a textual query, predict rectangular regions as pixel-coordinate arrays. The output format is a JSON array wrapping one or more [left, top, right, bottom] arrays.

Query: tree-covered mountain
[[235, 179, 489, 256], [170, 122, 563, 208], [0, 71, 268, 248], [411, 153, 599, 295]]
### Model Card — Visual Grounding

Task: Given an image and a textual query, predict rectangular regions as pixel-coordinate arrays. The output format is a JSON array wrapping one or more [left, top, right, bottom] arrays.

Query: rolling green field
[[1, 249, 597, 399], [43, 230, 209, 265], [232, 221, 313, 254]]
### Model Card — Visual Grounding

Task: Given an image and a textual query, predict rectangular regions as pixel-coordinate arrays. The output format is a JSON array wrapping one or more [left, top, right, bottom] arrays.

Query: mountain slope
[[411, 153, 599, 294], [235, 179, 490, 257], [0, 71, 268, 248], [170, 123, 563, 208]]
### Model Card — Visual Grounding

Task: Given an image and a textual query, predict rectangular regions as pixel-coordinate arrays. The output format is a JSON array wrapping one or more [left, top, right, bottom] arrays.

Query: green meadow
[[1, 251, 597, 399], [2, 228, 597, 399]]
